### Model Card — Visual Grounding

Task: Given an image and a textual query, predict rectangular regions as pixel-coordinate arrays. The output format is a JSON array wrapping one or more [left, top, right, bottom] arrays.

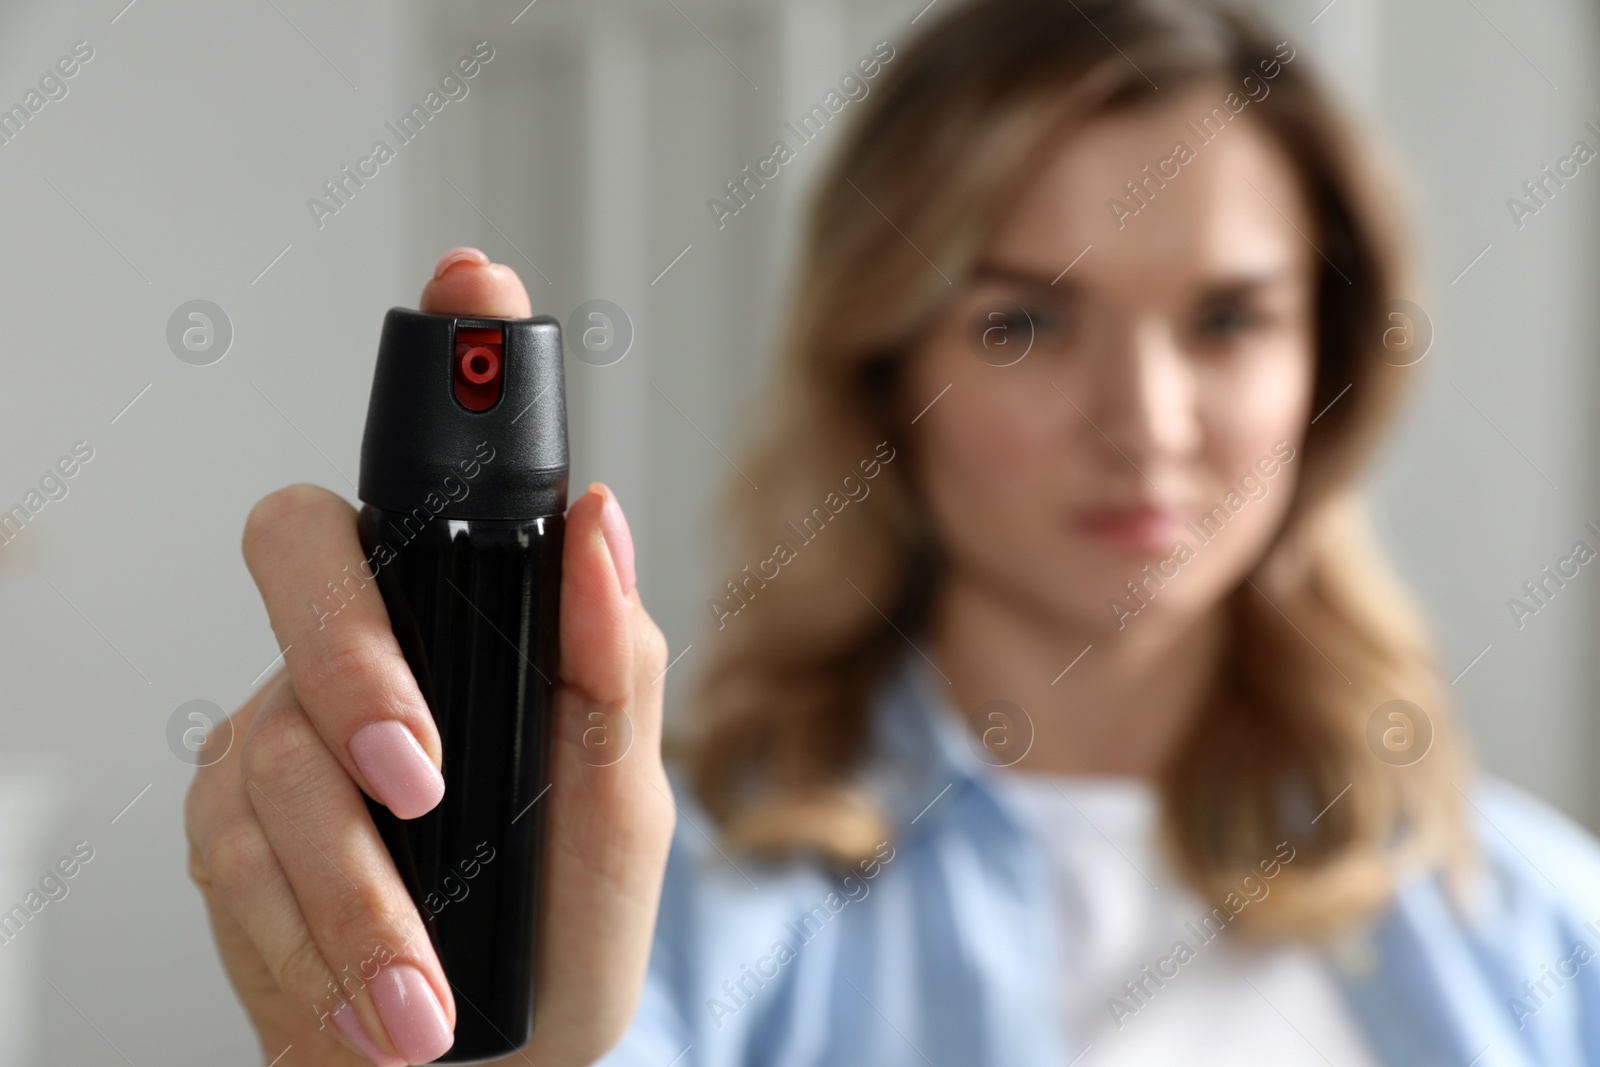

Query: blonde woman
[[185, 0, 1600, 1063]]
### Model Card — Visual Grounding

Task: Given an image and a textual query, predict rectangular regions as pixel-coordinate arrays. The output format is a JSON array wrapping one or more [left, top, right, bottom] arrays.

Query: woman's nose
[[1085, 319, 1201, 468]]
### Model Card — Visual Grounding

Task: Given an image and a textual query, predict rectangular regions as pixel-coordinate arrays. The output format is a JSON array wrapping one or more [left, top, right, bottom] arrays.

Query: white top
[[988, 769, 1382, 1067]]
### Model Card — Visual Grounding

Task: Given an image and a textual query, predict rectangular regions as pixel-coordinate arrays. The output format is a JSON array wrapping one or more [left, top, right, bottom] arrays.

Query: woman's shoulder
[[1341, 775, 1600, 1060], [1384, 773, 1600, 954], [1464, 773, 1600, 916]]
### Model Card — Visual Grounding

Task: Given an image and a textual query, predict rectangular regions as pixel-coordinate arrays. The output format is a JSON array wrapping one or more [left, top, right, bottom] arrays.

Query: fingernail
[[349, 721, 445, 820], [593, 483, 636, 596], [433, 246, 488, 278], [332, 1000, 406, 1067], [370, 963, 454, 1064]]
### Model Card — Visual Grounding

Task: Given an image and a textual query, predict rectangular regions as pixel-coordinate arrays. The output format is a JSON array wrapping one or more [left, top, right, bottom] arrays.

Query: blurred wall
[[1301, 0, 1600, 827], [0, 0, 1592, 1061]]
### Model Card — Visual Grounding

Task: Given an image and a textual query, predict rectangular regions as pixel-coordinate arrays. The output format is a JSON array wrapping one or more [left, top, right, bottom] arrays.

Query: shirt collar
[[865, 646, 1027, 840]]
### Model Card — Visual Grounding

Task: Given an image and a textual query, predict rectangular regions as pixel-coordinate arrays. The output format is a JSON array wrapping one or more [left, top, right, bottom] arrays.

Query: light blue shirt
[[601, 650, 1600, 1066]]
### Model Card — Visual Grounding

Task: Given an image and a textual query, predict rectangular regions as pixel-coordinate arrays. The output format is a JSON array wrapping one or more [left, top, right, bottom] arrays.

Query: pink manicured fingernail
[[594, 484, 636, 595], [433, 246, 488, 278], [332, 1000, 406, 1067], [349, 721, 445, 820], [370, 963, 454, 1064]]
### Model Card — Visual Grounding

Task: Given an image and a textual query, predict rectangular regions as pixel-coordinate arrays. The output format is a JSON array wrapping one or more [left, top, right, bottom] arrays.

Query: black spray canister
[[356, 307, 567, 1062]]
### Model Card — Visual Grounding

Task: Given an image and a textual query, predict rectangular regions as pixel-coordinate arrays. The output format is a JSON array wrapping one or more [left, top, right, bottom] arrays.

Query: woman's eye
[[984, 307, 1035, 333], [1027, 308, 1066, 337], [1196, 303, 1260, 340], [969, 304, 1068, 363]]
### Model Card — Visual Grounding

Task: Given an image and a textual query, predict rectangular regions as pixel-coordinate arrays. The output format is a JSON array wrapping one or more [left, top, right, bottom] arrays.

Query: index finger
[[242, 484, 447, 820]]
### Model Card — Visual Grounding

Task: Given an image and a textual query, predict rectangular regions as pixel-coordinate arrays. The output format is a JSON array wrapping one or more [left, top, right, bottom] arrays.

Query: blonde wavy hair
[[680, 0, 1472, 938]]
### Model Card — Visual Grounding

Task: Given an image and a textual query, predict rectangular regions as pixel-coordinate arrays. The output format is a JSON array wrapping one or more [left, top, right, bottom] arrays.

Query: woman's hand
[[185, 249, 675, 1067]]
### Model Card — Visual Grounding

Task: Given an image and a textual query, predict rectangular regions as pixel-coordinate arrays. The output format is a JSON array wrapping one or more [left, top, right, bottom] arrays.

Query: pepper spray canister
[[356, 307, 567, 1062]]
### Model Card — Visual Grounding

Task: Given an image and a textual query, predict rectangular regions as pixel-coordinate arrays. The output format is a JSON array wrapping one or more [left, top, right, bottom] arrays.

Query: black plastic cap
[[359, 307, 569, 520]]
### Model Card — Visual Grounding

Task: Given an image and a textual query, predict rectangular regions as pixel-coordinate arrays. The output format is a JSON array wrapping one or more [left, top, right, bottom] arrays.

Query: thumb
[[559, 484, 636, 705], [418, 246, 533, 317]]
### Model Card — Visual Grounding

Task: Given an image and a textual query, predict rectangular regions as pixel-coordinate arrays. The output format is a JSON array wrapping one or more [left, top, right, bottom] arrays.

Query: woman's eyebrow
[[968, 262, 1298, 298], [969, 260, 1081, 294], [1196, 268, 1296, 297]]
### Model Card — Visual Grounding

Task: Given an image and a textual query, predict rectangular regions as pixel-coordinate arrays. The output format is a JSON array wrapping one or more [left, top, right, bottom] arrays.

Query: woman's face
[[908, 88, 1319, 632]]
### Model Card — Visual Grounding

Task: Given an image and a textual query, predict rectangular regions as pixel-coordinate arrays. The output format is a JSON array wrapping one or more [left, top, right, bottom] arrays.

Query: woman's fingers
[[239, 673, 456, 1063], [188, 675, 412, 1066], [242, 485, 445, 821]]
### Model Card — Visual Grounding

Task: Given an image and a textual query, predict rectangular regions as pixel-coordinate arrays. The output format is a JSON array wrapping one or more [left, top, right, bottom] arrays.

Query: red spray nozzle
[[454, 327, 503, 411], [461, 345, 500, 384]]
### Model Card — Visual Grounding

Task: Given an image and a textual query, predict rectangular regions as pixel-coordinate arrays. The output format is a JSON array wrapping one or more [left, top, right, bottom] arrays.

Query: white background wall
[[0, 0, 1592, 1061]]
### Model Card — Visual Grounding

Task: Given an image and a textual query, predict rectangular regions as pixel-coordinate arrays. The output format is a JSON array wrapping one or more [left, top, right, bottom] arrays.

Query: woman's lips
[[1075, 504, 1189, 554]]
